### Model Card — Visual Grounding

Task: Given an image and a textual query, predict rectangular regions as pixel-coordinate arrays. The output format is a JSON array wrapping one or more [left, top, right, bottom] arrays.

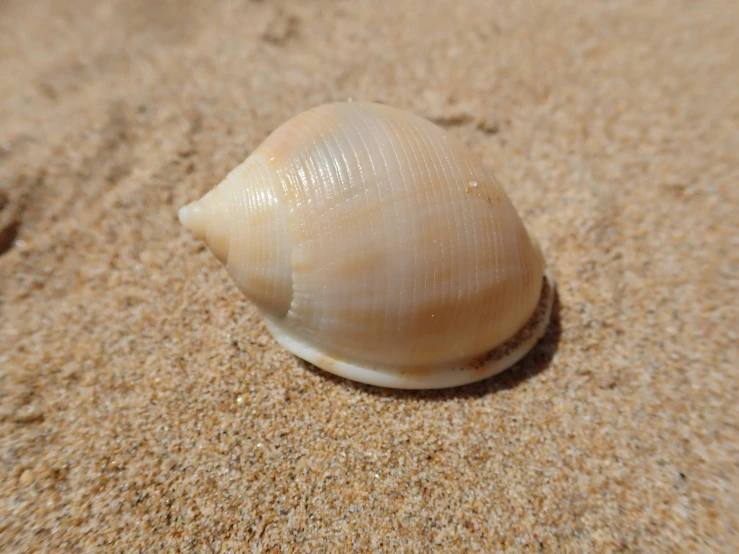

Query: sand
[[1, 0, 737, 551]]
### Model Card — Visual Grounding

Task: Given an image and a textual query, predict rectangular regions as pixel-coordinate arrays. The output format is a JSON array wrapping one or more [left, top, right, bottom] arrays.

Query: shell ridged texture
[[180, 102, 548, 386]]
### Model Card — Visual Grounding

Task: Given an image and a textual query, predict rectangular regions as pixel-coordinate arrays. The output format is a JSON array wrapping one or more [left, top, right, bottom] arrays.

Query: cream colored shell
[[179, 102, 553, 389]]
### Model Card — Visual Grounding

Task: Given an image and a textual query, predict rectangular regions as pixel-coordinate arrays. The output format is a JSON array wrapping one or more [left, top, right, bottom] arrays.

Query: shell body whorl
[[179, 102, 552, 389]]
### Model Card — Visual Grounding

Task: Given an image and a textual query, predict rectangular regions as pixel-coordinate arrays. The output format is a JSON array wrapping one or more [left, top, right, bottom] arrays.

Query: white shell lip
[[265, 272, 555, 390]]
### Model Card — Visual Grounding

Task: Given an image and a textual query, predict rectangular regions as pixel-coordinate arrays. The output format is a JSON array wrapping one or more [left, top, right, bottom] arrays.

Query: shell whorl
[[180, 101, 548, 384]]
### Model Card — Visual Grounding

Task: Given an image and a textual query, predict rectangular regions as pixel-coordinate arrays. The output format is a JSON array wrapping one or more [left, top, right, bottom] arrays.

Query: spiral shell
[[179, 102, 553, 389]]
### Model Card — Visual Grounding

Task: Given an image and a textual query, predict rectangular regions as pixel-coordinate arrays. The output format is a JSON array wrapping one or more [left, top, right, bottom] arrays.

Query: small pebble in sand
[[19, 470, 34, 486]]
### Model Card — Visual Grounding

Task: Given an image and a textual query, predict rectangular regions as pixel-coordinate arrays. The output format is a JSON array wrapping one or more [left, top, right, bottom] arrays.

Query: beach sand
[[1, 0, 737, 551]]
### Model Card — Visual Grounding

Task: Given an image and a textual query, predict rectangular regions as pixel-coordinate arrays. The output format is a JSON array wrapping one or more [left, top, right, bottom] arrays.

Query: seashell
[[179, 102, 554, 389]]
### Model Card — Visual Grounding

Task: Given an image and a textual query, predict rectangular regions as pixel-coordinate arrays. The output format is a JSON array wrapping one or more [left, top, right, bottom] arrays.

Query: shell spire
[[181, 158, 294, 318], [179, 186, 230, 264]]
